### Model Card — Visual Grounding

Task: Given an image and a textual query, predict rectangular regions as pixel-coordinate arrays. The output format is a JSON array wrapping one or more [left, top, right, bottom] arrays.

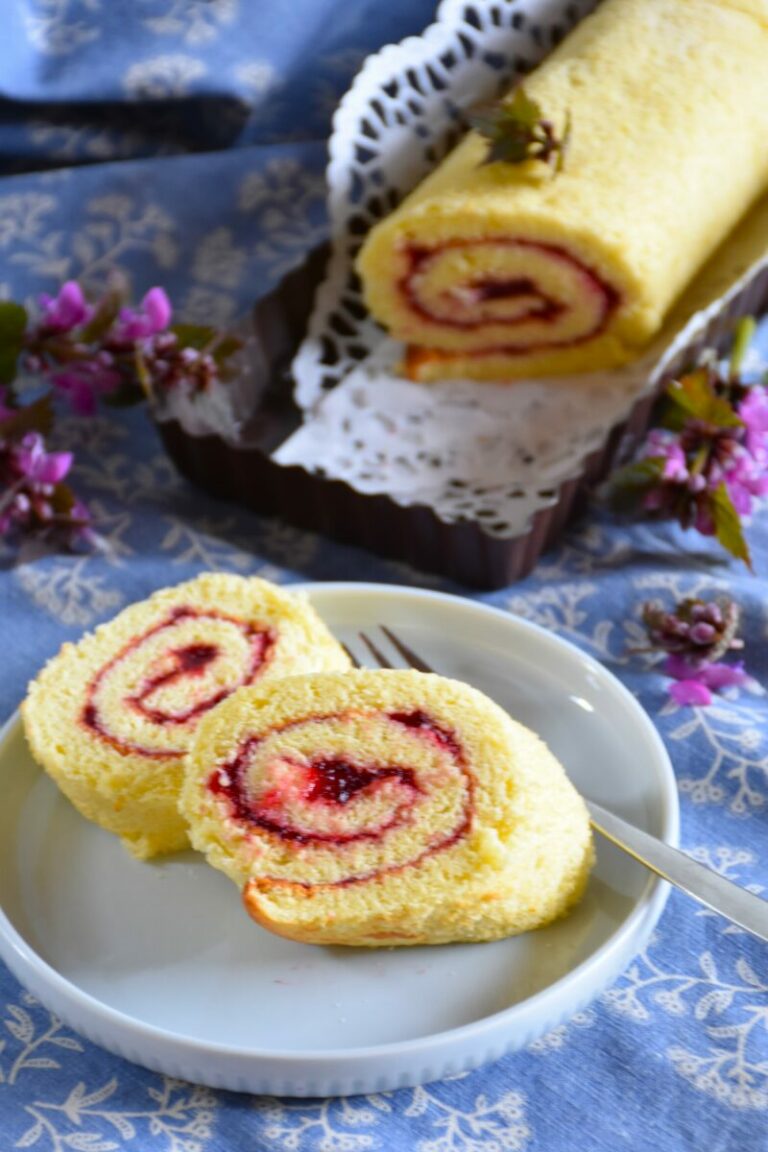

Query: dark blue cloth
[[2, 3, 768, 1149]]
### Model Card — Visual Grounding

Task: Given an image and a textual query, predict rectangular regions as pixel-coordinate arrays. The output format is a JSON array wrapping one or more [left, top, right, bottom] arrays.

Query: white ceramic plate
[[0, 583, 678, 1096]]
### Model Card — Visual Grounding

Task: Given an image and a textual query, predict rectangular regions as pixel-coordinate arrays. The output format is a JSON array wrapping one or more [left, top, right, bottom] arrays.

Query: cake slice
[[180, 669, 594, 946], [22, 574, 351, 859]]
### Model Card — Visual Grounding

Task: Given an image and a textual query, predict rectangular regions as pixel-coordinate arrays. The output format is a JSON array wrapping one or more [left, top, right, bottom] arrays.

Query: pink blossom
[[38, 281, 92, 332], [724, 448, 768, 515], [15, 432, 72, 485], [663, 653, 748, 707], [646, 433, 689, 482], [669, 680, 712, 707], [51, 360, 122, 414], [699, 661, 748, 690], [738, 386, 768, 459], [143, 287, 172, 329], [113, 287, 172, 343]]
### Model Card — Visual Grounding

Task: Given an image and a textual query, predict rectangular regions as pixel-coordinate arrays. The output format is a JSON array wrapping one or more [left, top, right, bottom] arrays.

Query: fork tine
[[380, 626, 435, 674], [359, 632, 393, 668], [342, 643, 361, 668]]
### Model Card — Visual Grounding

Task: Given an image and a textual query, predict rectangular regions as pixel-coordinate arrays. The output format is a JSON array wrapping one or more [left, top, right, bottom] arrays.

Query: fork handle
[[586, 800, 768, 943]]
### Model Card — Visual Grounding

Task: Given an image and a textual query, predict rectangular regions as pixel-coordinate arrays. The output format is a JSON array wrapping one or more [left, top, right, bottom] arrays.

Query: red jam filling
[[304, 758, 416, 805], [398, 238, 619, 353], [207, 709, 472, 867], [474, 276, 536, 301], [128, 642, 219, 724], [210, 746, 420, 845], [387, 709, 462, 758], [82, 606, 274, 758]]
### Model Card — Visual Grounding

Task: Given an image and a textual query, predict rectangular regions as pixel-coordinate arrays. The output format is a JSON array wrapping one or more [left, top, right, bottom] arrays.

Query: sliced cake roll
[[22, 575, 351, 859], [357, 0, 768, 380], [181, 669, 594, 947]]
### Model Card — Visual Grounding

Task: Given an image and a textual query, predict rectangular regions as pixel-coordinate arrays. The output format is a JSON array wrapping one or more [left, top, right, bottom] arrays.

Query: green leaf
[[171, 322, 216, 351], [709, 482, 752, 569], [606, 455, 665, 512], [662, 370, 743, 431], [210, 333, 244, 365], [610, 455, 666, 487], [49, 482, 76, 516], [0, 392, 54, 439], [0, 301, 28, 385], [504, 86, 542, 129], [486, 133, 531, 166], [78, 280, 124, 343], [468, 86, 569, 172]]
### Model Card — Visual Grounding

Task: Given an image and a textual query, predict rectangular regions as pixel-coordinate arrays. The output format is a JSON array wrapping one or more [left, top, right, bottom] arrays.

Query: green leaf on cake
[[468, 87, 570, 172]]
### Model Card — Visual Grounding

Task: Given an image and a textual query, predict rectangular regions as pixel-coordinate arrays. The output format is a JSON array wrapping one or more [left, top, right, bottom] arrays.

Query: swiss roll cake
[[180, 669, 594, 947], [357, 0, 768, 381], [22, 575, 351, 859]]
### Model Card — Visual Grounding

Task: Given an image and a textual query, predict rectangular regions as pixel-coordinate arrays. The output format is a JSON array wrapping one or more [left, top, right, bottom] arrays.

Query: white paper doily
[[277, 0, 768, 536]]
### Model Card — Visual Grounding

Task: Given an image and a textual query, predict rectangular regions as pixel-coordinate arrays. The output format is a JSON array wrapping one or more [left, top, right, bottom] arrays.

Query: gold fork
[[344, 626, 768, 944]]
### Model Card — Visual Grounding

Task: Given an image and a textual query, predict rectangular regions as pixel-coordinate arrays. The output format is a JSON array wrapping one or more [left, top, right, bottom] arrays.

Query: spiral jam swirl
[[207, 708, 473, 887], [82, 606, 274, 758], [399, 239, 619, 362]]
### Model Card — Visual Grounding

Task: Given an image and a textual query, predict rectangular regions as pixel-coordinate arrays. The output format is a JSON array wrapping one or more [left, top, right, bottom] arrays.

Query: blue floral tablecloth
[[2, 3, 768, 1149]]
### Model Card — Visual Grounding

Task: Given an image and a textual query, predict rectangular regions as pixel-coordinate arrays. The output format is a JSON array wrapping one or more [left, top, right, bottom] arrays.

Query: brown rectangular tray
[[155, 245, 768, 590]]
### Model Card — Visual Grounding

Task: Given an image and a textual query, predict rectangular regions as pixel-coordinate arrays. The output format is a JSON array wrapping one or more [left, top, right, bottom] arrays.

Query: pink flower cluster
[[29, 281, 174, 415], [0, 279, 176, 548], [641, 387, 768, 534], [609, 321, 768, 566], [639, 595, 748, 708], [1, 277, 241, 552], [0, 418, 89, 544]]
